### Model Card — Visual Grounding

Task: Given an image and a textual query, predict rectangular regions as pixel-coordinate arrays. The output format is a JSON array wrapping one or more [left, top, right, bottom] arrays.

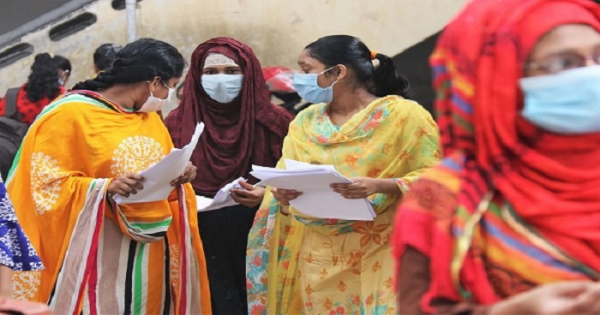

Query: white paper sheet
[[196, 177, 245, 212], [251, 161, 375, 221], [195, 196, 214, 210], [284, 159, 336, 172], [114, 123, 205, 205]]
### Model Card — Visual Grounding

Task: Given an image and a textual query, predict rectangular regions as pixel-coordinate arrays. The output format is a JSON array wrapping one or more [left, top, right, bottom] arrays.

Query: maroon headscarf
[[165, 37, 293, 197]]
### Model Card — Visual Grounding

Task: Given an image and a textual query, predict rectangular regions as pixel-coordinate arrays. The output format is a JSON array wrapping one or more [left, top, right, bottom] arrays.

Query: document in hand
[[114, 123, 205, 205], [196, 177, 245, 212], [250, 160, 375, 221]]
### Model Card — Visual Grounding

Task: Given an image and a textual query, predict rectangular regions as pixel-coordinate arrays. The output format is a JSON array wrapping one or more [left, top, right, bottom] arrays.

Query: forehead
[[297, 49, 324, 68], [530, 24, 600, 59], [202, 64, 242, 71]]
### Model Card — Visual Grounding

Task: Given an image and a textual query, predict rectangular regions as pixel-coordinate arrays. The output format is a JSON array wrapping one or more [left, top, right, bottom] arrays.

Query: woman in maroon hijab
[[164, 37, 292, 314]]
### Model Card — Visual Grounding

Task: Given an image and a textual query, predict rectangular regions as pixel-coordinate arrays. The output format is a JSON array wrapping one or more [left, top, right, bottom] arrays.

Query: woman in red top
[[0, 53, 71, 125]]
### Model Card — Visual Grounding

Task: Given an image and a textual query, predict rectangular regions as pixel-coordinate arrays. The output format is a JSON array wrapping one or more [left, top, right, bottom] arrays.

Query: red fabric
[[0, 84, 65, 125], [165, 37, 293, 196], [394, 0, 600, 309], [262, 66, 296, 93]]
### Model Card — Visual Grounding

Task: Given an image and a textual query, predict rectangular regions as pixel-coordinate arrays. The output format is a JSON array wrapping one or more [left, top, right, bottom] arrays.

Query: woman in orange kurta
[[7, 38, 210, 314]]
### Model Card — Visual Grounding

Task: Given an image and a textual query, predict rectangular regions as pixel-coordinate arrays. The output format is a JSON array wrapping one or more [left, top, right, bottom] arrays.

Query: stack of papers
[[114, 123, 205, 205], [251, 160, 375, 221], [196, 177, 245, 212]]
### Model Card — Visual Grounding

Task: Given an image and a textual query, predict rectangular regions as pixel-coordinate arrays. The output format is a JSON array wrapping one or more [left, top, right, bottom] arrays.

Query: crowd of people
[[0, 0, 598, 314]]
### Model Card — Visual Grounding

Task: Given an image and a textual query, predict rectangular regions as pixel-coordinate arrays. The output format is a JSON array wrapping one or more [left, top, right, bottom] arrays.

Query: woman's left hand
[[0, 265, 11, 298], [330, 177, 379, 199], [231, 180, 266, 208], [171, 162, 197, 186]]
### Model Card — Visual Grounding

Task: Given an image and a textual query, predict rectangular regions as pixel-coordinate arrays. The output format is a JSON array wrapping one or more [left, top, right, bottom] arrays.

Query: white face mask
[[138, 81, 175, 112], [201, 74, 244, 103]]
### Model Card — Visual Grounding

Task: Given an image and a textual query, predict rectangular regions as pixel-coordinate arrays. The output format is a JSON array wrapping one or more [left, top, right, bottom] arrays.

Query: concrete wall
[[0, 0, 468, 101]]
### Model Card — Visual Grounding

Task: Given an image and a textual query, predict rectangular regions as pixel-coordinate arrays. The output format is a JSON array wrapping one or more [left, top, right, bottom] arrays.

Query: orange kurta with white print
[[7, 92, 210, 314]]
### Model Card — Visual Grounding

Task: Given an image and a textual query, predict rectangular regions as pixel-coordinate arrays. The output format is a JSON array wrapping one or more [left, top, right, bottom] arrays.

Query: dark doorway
[[393, 32, 440, 116]]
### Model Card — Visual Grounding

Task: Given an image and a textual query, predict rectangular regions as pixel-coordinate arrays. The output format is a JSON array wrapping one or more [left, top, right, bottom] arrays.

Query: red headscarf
[[394, 0, 600, 309], [165, 37, 293, 196]]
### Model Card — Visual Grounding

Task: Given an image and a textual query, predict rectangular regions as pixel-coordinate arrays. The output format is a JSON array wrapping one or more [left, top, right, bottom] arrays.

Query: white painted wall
[[0, 0, 468, 102]]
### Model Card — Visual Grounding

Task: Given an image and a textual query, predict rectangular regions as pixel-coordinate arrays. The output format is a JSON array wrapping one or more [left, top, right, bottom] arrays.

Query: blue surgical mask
[[293, 67, 338, 104], [201, 74, 244, 103], [520, 65, 600, 135]]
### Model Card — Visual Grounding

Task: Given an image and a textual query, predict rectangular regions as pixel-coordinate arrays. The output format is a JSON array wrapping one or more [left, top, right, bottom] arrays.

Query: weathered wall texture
[[0, 0, 468, 99]]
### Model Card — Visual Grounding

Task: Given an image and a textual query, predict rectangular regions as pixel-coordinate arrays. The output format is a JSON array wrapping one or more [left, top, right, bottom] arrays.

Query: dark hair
[[53, 55, 72, 72], [93, 43, 122, 72], [305, 35, 411, 98], [73, 38, 185, 91], [25, 53, 71, 102]]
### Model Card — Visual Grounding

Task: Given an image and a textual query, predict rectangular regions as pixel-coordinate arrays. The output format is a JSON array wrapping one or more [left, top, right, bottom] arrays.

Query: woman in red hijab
[[165, 37, 292, 314], [394, 0, 600, 314]]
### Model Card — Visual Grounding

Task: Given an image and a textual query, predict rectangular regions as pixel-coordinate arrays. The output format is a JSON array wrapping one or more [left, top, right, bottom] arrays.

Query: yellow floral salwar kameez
[[246, 96, 441, 314]]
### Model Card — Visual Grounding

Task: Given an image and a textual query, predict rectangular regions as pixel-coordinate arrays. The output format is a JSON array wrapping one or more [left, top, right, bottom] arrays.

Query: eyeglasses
[[527, 50, 600, 74]]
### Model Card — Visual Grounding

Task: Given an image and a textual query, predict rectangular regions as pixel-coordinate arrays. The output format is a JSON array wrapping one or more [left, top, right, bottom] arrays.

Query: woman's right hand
[[108, 173, 145, 198], [271, 187, 302, 205], [489, 281, 600, 315]]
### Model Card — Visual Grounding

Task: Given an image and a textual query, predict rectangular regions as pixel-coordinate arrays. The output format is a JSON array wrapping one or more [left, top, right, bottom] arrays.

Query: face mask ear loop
[[318, 65, 338, 77], [318, 65, 341, 89], [148, 79, 171, 100]]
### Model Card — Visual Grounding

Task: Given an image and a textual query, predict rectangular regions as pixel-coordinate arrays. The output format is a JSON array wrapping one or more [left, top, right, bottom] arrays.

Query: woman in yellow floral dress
[[246, 35, 441, 314]]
